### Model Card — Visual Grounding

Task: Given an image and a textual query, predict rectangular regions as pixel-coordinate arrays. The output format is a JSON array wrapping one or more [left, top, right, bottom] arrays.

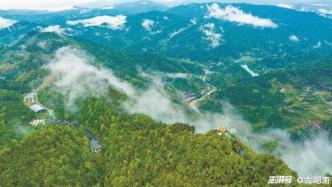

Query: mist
[[123, 80, 189, 124], [45, 46, 332, 177], [280, 133, 332, 176], [45, 47, 135, 107]]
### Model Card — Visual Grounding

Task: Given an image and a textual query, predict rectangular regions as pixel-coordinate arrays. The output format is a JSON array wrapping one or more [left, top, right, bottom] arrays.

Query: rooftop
[[30, 104, 46, 113]]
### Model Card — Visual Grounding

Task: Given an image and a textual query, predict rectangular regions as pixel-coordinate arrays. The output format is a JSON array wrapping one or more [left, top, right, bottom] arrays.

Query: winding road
[[25, 89, 101, 153], [188, 86, 216, 113]]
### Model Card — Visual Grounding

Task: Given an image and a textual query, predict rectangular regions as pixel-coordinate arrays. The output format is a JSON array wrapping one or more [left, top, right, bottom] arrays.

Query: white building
[[30, 104, 46, 113], [30, 119, 46, 127]]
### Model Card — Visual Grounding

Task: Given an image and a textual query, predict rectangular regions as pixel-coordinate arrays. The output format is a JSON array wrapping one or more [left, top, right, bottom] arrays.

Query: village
[[23, 90, 102, 153]]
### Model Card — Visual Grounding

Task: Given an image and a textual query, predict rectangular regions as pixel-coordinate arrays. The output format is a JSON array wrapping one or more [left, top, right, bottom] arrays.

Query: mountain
[[0, 32, 205, 117], [4, 3, 332, 68], [200, 59, 332, 140], [0, 21, 39, 46], [0, 32, 296, 186], [0, 106, 295, 186], [3, 3, 332, 71], [114, 0, 169, 14], [0, 31, 205, 86], [1, 1, 332, 184]]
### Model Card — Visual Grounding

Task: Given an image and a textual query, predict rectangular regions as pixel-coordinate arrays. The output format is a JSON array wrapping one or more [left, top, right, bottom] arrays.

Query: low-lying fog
[[45, 46, 332, 177]]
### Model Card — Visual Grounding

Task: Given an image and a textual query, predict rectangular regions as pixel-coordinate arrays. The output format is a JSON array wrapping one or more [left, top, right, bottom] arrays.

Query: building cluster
[[24, 92, 46, 113], [30, 119, 46, 127]]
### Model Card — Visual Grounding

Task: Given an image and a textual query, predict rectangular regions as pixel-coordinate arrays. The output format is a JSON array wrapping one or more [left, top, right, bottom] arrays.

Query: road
[[25, 89, 101, 153], [188, 86, 216, 113]]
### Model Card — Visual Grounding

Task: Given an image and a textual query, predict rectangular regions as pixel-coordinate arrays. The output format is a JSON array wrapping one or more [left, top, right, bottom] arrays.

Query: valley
[[0, 1, 332, 185]]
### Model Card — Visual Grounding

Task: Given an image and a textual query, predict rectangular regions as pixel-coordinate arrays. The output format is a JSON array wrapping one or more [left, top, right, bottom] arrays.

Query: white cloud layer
[[167, 19, 196, 41], [66, 15, 127, 30], [200, 23, 222, 48], [206, 3, 278, 28], [45, 47, 134, 107], [45, 46, 332, 176], [281, 133, 332, 176], [169, 26, 189, 39], [289, 35, 299, 42], [318, 8, 332, 19], [313, 41, 321, 48], [123, 81, 188, 124], [0, 17, 17, 29], [318, 8, 332, 15], [40, 25, 65, 35], [0, 0, 330, 11], [0, 0, 101, 11], [190, 18, 198, 25], [276, 3, 294, 9], [142, 19, 155, 32]]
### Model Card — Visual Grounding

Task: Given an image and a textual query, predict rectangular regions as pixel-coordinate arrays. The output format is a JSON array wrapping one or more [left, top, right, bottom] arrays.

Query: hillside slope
[[0, 98, 295, 186], [201, 59, 332, 140]]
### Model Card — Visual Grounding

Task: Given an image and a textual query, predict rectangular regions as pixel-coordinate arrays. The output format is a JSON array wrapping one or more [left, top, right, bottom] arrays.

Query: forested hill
[[1, 2, 332, 184], [0, 32, 296, 184], [0, 97, 295, 186], [200, 59, 332, 140]]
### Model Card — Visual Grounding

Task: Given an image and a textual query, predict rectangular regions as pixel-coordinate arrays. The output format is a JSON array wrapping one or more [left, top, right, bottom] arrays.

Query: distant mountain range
[[2, 3, 331, 69], [1, 1, 332, 180], [1, 2, 332, 133]]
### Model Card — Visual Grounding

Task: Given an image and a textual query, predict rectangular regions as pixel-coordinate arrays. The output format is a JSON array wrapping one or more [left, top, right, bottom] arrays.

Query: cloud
[[40, 25, 65, 35], [169, 26, 190, 39], [206, 3, 278, 28], [122, 78, 332, 176], [0, 17, 17, 29], [45, 47, 134, 107], [207, 104, 332, 176], [190, 18, 198, 25], [318, 8, 332, 15], [276, 3, 294, 9], [167, 19, 196, 41], [289, 35, 299, 42], [46, 48, 187, 123], [0, 0, 330, 11], [313, 41, 322, 48], [200, 23, 222, 48], [142, 19, 155, 32], [281, 133, 332, 176], [44, 46, 332, 177], [66, 15, 127, 30], [123, 80, 188, 124], [100, 5, 114, 10], [317, 8, 332, 19], [0, 0, 101, 11]]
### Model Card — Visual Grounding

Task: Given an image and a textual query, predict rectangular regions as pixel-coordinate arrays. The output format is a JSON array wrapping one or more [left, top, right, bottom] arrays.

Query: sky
[[0, 0, 329, 11], [0, 0, 101, 11]]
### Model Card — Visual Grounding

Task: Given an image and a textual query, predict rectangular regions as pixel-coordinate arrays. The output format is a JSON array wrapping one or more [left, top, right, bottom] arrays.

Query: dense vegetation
[[201, 60, 332, 140], [0, 81, 34, 148], [0, 97, 296, 186], [0, 32, 298, 185], [1, 2, 332, 185]]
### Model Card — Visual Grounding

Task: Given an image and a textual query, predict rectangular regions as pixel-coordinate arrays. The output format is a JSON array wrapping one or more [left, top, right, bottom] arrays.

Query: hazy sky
[[0, 0, 329, 11], [0, 0, 101, 11]]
